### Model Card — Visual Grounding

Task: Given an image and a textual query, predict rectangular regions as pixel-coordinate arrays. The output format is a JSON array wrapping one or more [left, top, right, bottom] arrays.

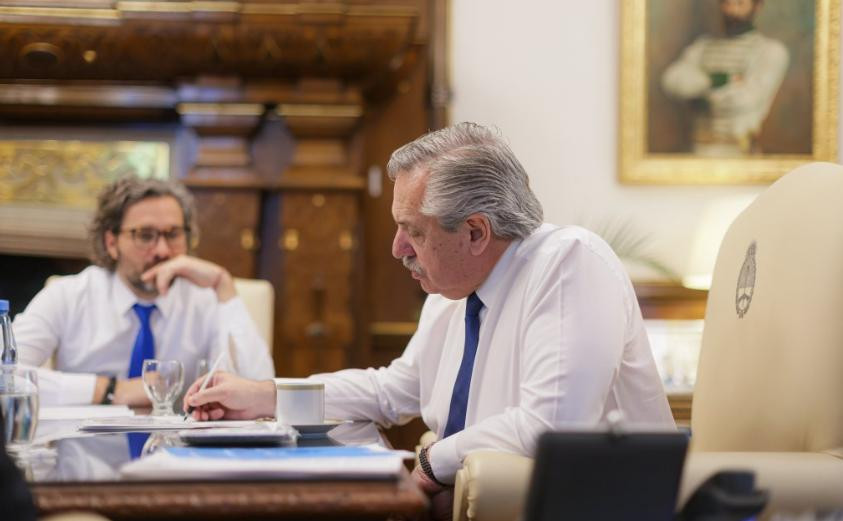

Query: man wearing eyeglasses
[[12, 177, 274, 406]]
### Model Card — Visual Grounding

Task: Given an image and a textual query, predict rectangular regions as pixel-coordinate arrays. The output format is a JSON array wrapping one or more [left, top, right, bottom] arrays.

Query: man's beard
[[119, 254, 166, 296], [723, 16, 754, 37], [128, 275, 158, 296], [402, 256, 426, 277]]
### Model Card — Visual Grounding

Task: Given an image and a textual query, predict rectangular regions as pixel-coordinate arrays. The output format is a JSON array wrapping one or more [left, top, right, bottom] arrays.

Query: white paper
[[40, 405, 135, 420], [120, 444, 414, 480], [79, 417, 268, 432]]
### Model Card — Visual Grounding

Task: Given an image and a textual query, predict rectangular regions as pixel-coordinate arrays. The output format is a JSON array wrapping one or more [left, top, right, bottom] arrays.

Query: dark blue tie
[[128, 303, 156, 378], [443, 292, 484, 437], [127, 432, 150, 460]]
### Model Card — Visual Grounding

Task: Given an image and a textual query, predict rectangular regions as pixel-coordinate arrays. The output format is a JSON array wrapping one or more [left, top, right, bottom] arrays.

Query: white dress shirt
[[14, 265, 274, 405], [304, 224, 674, 482]]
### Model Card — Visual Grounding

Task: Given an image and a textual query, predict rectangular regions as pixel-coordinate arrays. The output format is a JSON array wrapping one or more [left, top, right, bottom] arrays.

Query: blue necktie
[[128, 303, 156, 378], [127, 432, 150, 460], [444, 292, 484, 437]]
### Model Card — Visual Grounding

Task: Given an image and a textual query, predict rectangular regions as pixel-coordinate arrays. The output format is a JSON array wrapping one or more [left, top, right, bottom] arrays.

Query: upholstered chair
[[231, 277, 274, 350], [677, 162, 843, 513], [435, 162, 843, 521]]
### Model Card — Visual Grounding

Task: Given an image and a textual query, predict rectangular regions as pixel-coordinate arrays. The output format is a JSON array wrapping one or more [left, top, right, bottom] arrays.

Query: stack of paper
[[41, 405, 135, 421], [79, 417, 266, 432], [120, 444, 414, 480]]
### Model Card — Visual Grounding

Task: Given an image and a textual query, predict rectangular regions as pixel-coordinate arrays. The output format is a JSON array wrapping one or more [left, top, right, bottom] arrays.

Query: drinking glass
[[195, 358, 209, 381], [141, 359, 184, 416], [0, 365, 39, 451], [141, 432, 180, 457]]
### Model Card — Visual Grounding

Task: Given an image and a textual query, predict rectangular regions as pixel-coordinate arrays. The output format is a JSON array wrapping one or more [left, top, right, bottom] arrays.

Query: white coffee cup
[[275, 378, 325, 425]]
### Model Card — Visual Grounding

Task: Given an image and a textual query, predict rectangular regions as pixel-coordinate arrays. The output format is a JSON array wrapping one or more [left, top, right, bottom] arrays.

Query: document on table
[[120, 444, 414, 480], [41, 405, 135, 421], [79, 417, 268, 432]]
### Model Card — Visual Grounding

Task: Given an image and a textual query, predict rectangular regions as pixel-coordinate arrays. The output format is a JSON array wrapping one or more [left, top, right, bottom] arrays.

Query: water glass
[[0, 365, 39, 451], [141, 359, 184, 416], [195, 358, 209, 381], [141, 432, 180, 457]]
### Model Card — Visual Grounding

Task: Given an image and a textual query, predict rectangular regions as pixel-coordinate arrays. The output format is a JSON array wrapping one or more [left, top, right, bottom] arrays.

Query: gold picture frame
[[620, 0, 839, 184]]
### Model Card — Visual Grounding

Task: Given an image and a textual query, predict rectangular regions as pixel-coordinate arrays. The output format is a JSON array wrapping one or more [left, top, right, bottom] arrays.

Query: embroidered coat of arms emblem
[[735, 242, 757, 318]]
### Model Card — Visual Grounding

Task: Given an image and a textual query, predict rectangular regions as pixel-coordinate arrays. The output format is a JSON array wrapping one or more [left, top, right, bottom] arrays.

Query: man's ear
[[104, 230, 119, 261], [466, 214, 492, 256]]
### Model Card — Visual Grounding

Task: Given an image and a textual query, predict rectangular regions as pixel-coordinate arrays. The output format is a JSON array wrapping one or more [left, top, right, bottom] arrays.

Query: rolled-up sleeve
[[14, 282, 99, 405]]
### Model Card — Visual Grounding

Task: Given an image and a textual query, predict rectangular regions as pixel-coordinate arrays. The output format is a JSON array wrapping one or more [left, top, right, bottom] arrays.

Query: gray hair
[[89, 176, 197, 270], [386, 122, 543, 240]]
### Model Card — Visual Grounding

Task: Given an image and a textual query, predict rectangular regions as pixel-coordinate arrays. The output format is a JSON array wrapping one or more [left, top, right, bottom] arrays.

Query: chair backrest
[[691, 162, 843, 453], [232, 277, 274, 350]]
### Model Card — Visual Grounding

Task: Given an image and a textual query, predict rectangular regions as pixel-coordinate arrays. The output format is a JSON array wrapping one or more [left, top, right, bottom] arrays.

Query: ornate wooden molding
[[0, 1, 420, 83]]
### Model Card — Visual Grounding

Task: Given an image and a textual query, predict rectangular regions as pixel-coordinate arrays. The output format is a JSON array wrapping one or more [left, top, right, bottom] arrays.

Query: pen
[[185, 350, 226, 420]]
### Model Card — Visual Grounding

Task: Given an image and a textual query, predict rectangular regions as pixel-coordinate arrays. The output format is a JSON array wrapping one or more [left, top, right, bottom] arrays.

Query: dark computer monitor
[[523, 429, 688, 521]]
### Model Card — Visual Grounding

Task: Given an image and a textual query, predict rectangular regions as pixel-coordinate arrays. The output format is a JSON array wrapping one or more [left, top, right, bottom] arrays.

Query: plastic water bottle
[[0, 299, 39, 448], [1, 299, 17, 364]]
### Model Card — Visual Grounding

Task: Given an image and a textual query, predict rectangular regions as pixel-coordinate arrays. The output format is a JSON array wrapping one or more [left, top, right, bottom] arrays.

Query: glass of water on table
[[142, 359, 184, 416], [0, 365, 39, 452]]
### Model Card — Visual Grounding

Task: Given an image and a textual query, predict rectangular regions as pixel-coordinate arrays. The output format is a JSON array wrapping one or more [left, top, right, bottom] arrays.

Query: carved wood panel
[[190, 187, 261, 279], [0, 3, 418, 83], [270, 191, 359, 376]]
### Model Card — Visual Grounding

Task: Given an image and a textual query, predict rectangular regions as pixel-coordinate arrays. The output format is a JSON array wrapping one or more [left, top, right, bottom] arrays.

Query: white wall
[[449, 1, 841, 281]]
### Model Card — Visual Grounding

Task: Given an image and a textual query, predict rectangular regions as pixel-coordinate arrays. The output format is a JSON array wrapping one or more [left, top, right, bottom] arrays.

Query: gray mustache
[[402, 256, 424, 275]]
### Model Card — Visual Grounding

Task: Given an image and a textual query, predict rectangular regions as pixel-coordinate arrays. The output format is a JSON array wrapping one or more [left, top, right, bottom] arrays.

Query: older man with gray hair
[[185, 122, 673, 514]]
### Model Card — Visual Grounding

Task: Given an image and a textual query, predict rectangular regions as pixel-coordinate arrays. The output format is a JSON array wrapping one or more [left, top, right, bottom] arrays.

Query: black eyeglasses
[[117, 226, 190, 250]]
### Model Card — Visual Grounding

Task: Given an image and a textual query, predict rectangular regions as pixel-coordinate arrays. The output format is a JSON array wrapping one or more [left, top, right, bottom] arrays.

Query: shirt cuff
[[36, 368, 97, 406], [428, 433, 461, 485]]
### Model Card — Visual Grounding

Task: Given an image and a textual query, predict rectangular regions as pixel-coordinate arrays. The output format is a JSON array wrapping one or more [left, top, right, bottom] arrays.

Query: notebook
[[523, 429, 688, 521]]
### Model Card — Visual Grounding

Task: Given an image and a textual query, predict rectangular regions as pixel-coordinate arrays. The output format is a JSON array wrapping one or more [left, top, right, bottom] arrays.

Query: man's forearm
[[92, 375, 109, 404]]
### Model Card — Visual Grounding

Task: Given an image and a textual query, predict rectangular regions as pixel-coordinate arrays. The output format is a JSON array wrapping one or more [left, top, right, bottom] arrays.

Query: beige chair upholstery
[[232, 277, 274, 350], [441, 162, 843, 521], [678, 162, 843, 514], [41, 513, 112, 521], [453, 451, 533, 521]]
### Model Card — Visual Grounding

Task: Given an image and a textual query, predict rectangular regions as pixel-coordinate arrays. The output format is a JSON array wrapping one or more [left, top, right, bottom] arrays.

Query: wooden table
[[27, 421, 428, 520], [33, 475, 428, 520]]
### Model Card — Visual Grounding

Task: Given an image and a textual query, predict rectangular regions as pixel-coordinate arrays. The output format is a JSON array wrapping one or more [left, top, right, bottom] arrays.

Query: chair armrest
[[454, 451, 533, 521], [680, 451, 843, 515]]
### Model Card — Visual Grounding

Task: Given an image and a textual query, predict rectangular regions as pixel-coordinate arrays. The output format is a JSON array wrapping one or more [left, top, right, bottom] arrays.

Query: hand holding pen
[[184, 350, 227, 420], [184, 370, 277, 421]]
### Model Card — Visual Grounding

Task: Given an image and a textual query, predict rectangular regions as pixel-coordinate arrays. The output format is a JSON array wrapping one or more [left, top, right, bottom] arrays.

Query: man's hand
[[412, 464, 446, 495], [94, 376, 150, 406], [184, 371, 276, 421], [114, 377, 150, 406], [412, 466, 453, 521], [141, 255, 236, 302]]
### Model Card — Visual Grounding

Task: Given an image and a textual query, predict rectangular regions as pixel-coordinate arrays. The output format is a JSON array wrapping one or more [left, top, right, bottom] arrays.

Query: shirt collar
[[473, 237, 521, 313]]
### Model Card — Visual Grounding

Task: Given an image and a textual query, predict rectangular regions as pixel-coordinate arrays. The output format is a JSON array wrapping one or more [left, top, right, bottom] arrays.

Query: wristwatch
[[100, 376, 117, 405], [418, 444, 447, 487]]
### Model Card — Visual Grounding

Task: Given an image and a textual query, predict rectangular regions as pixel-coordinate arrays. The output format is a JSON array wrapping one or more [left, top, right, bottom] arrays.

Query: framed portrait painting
[[620, 0, 839, 184]]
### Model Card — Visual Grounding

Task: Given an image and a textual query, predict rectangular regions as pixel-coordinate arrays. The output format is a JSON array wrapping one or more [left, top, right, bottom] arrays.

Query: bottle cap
[[0, 300, 8, 313]]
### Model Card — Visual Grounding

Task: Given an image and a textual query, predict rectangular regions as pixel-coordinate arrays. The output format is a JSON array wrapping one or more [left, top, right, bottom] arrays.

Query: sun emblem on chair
[[735, 241, 757, 318]]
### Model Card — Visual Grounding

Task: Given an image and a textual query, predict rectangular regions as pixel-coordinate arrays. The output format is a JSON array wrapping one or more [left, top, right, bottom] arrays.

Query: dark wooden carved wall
[[0, 1, 447, 386]]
